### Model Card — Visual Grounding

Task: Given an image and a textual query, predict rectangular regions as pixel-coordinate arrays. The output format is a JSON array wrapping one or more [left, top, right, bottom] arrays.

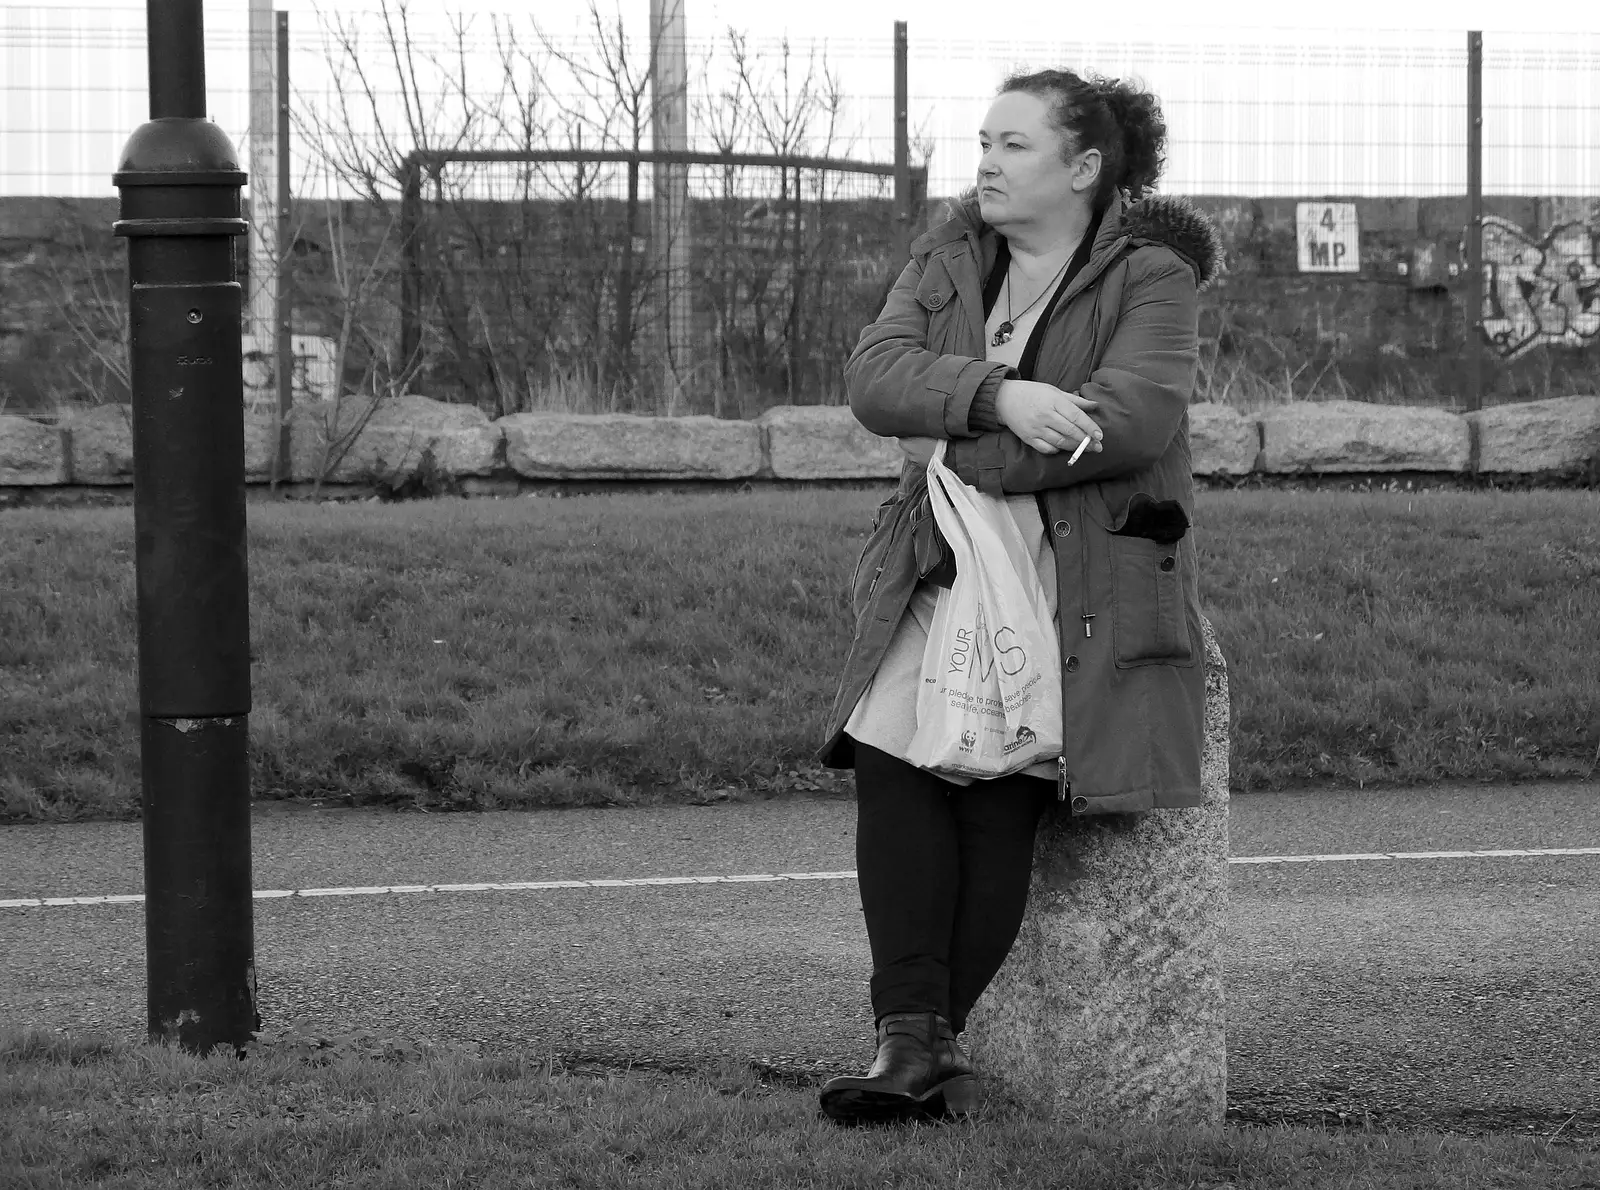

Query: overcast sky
[[297, 0, 1600, 37], [3, 0, 1597, 196]]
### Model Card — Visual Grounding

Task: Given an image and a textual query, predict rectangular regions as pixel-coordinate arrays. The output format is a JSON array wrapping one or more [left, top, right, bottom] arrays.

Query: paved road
[[3, 782, 1597, 1144]]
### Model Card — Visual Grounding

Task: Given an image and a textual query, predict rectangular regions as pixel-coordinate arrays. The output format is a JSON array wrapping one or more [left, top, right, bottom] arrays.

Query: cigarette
[[1067, 435, 1092, 466]]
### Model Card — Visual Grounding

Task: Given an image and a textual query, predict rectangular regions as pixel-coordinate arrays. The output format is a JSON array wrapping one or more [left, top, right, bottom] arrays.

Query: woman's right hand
[[995, 379, 1103, 456]]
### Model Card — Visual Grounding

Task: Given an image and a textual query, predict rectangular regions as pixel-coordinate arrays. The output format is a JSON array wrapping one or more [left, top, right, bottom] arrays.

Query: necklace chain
[[994, 249, 1075, 347]]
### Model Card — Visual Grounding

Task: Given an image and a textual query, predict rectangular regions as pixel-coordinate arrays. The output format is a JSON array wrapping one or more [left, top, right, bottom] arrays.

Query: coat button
[[1160, 555, 1175, 571], [1053, 520, 1071, 537], [926, 291, 945, 308], [1065, 655, 1079, 672]]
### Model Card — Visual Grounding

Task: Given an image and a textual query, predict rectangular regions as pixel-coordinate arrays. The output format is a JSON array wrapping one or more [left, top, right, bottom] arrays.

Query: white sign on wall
[[1297, 202, 1360, 273], [241, 334, 340, 413]]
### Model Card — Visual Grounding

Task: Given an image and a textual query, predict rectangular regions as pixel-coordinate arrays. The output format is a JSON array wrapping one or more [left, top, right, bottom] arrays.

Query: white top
[[842, 288, 1061, 785]]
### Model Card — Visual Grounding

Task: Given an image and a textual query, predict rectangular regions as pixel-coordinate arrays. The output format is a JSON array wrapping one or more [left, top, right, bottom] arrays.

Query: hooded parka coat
[[817, 188, 1224, 815]]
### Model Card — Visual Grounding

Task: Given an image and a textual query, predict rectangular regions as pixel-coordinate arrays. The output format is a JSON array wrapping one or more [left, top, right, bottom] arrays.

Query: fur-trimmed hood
[[1118, 193, 1225, 292], [940, 187, 1225, 292]]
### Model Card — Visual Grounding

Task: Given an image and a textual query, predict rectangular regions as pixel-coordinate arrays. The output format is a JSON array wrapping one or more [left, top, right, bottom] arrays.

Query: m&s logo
[[993, 627, 1027, 677]]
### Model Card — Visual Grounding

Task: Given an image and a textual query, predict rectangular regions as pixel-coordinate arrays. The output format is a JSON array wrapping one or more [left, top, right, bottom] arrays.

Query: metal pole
[[893, 22, 910, 265], [145, 0, 207, 119], [615, 158, 640, 389], [910, 164, 928, 239], [650, 0, 690, 410], [114, 0, 258, 1055], [400, 155, 421, 375], [1466, 30, 1484, 413], [275, 10, 292, 490], [247, 0, 276, 415]]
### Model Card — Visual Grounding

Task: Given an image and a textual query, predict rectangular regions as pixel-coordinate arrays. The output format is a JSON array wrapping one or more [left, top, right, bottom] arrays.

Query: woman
[[815, 69, 1223, 1125]]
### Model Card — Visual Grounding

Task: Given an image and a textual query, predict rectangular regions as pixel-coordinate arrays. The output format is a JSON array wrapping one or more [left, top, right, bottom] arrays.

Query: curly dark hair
[[998, 69, 1168, 207]]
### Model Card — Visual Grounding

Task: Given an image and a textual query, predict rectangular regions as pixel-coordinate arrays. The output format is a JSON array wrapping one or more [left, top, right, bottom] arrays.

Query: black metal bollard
[[113, 0, 259, 1054]]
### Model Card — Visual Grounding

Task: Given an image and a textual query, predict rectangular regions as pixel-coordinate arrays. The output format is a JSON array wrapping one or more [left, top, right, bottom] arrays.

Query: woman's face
[[977, 91, 1097, 229]]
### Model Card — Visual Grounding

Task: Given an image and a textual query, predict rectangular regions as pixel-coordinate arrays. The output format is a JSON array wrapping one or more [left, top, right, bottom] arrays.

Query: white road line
[[1230, 847, 1600, 864], [3, 849, 1598, 910]]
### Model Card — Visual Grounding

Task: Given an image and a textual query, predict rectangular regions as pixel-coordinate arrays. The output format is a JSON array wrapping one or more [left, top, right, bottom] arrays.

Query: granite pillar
[[964, 615, 1230, 1127]]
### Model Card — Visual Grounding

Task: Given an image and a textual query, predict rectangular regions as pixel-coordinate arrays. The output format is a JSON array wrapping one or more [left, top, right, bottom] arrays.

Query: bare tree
[[42, 207, 130, 409], [722, 33, 859, 403], [527, 1, 703, 408], [293, 0, 899, 417], [306, 195, 425, 497]]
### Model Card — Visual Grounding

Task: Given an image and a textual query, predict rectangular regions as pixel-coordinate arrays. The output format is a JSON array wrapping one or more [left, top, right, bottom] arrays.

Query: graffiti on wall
[[1478, 215, 1600, 360]]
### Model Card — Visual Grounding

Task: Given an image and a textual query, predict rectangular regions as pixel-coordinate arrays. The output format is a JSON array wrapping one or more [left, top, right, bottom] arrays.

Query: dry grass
[[2, 1027, 1595, 1189], [2, 488, 1598, 823]]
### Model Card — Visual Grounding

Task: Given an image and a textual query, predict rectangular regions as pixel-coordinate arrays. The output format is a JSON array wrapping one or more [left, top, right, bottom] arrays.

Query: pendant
[[991, 322, 1014, 347]]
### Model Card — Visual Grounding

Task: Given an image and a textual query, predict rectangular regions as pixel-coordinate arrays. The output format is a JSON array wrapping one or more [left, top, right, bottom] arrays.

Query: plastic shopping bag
[[904, 442, 1063, 778]]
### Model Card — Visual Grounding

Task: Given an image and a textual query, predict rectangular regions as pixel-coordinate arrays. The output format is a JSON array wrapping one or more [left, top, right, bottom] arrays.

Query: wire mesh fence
[[396, 153, 911, 415], [906, 35, 1600, 409], [1, 8, 1597, 420]]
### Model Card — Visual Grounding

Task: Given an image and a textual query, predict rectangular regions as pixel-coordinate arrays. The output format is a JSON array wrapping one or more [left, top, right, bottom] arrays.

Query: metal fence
[[2, 8, 1598, 418], [396, 150, 924, 415]]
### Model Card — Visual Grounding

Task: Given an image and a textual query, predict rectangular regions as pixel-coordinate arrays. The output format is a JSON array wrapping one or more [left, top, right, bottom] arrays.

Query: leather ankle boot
[[935, 1017, 977, 1085], [818, 1011, 980, 1123]]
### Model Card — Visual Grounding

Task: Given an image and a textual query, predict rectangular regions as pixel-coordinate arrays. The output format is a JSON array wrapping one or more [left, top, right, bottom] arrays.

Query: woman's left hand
[[897, 436, 939, 467]]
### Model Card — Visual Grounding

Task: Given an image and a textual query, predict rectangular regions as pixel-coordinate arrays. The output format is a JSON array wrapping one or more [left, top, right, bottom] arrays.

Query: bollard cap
[[113, 117, 247, 238], [114, 117, 246, 188]]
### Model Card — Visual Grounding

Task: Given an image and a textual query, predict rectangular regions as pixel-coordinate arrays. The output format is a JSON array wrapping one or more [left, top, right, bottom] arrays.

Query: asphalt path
[[2, 781, 1597, 1145]]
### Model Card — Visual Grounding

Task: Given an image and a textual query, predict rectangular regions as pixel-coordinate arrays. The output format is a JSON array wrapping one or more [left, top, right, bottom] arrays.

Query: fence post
[[247, 0, 275, 415], [893, 21, 910, 266], [273, 9, 291, 491], [650, 0, 691, 411], [614, 157, 641, 393], [400, 153, 421, 378], [1466, 29, 1484, 413], [910, 164, 928, 239], [114, 0, 258, 1055]]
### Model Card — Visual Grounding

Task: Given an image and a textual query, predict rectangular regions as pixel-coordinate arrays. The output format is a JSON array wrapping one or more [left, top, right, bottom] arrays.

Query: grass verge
[[3, 488, 1598, 822], [2, 1027, 1594, 1189]]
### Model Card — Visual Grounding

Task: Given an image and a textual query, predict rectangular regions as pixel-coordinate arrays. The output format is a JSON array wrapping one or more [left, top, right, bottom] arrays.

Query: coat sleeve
[[942, 250, 1199, 494], [845, 255, 1014, 441]]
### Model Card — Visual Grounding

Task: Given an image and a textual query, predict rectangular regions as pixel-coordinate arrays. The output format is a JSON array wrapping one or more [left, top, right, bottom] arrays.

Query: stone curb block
[[0, 414, 69, 485], [1465, 395, 1600, 474], [59, 404, 135, 485], [501, 412, 762, 481], [243, 408, 281, 483], [757, 404, 902, 479], [1258, 400, 1470, 473], [433, 422, 502, 478], [10, 400, 1599, 494], [1187, 403, 1259, 476], [281, 395, 501, 484], [968, 616, 1228, 1126]]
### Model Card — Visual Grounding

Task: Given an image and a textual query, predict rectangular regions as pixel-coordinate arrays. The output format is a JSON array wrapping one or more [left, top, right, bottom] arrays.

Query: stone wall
[[3, 396, 1598, 497]]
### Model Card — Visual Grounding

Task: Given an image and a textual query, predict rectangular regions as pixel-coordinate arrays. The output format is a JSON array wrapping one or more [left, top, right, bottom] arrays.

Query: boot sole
[[819, 1074, 980, 1124], [936, 1073, 981, 1117]]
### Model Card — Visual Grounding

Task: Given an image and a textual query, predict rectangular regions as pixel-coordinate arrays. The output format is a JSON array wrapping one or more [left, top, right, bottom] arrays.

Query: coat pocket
[[849, 493, 902, 619], [1108, 533, 1195, 668], [914, 256, 957, 313], [909, 487, 958, 589]]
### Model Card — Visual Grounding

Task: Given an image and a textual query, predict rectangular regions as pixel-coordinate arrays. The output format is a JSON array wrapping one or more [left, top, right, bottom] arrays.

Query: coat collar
[[910, 188, 1224, 292]]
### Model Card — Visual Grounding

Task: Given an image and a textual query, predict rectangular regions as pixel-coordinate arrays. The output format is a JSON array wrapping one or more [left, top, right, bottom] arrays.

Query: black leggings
[[851, 740, 1056, 1035]]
